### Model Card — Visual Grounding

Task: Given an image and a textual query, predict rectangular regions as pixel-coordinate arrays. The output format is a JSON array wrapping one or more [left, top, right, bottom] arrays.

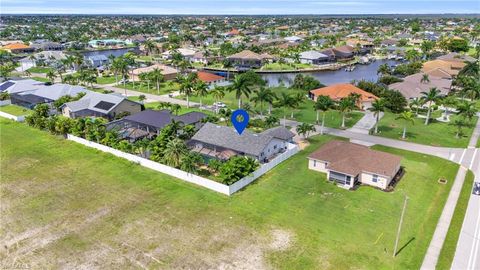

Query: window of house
[[313, 160, 317, 167], [372, 174, 378, 182]]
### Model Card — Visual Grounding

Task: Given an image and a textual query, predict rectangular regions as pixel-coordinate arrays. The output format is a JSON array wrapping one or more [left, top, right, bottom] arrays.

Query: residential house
[[30, 39, 64, 51], [85, 55, 109, 68], [307, 140, 402, 190], [227, 50, 269, 69], [346, 39, 374, 54], [299, 51, 330, 65], [106, 109, 207, 142], [162, 48, 196, 61], [309, 83, 378, 109], [19, 51, 67, 71], [62, 92, 142, 120], [389, 72, 452, 100], [0, 79, 45, 95], [196, 71, 226, 87], [189, 123, 295, 163], [11, 84, 90, 109], [88, 39, 128, 48], [130, 64, 179, 81], [1, 43, 35, 54], [422, 59, 466, 77]]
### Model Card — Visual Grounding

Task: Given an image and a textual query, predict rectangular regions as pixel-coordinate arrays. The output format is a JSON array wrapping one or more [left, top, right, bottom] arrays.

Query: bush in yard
[[383, 90, 408, 113], [378, 75, 403, 85], [25, 103, 50, 129], [0, 92, 10, 101], [219, 156, 259, 185]]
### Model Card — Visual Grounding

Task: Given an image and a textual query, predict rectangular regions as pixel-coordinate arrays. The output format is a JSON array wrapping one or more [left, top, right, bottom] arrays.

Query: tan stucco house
[[307, 140, 402, 190]]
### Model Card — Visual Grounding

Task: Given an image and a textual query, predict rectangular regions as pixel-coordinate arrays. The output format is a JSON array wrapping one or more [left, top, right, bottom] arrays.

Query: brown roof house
[[227, 50, 271, 69], [307, 140, 402, 190], [309, 83, 378, 110], [389, 72, 452, 100], [130, 64, 179, 81]]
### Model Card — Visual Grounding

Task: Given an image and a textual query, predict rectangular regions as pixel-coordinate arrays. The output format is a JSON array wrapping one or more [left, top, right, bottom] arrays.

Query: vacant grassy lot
[[0, 105, 31, 116], [374, 112, 477, 148], [0, 119, 462, 269]]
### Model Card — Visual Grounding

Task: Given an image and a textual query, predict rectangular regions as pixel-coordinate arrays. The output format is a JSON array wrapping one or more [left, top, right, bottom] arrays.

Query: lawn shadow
[[395, 237, 415, 256]]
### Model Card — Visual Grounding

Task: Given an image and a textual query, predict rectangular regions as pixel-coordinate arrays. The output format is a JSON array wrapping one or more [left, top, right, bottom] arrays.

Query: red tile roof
[[197, 71, 224, 83], [310, 83, 378, 102]]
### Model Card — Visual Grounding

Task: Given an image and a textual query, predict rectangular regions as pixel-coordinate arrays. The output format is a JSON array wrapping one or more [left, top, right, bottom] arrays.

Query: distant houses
[[308, 140, 402, 191]]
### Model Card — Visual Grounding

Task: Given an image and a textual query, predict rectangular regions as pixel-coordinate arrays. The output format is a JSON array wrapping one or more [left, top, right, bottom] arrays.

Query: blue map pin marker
[[231, 109, 249, 135]]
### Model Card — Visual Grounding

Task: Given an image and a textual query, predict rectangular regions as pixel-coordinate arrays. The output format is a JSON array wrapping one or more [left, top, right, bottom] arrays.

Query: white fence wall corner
[[0, 111, 25, 122], [66, 135, 299, 196]]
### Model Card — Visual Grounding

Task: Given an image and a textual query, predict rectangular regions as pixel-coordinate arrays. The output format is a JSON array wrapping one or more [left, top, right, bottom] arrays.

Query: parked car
[[213, 102, 227, 108], [473, 182, 480, 196]]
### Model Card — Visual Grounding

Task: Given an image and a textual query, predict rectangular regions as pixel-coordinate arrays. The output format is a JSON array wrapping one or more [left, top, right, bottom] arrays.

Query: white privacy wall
[[67, 134, 299, 196], [0, 111, 25, 122]]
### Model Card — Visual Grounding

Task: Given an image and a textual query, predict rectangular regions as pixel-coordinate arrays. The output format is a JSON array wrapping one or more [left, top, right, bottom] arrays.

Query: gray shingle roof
[[300, 50, 328, 60], [63, 92, 130, 113], [261, 126, 295, 141], [0, 79, 45, 94], [190, 123, 274, 157], [17, 84, 90, 101], [122, 109, 207, 129]]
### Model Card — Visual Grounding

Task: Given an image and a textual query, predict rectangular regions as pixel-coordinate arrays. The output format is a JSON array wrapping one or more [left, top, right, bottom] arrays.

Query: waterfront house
[[227, 50, 267, 69], [309, 83, 378, 110], [130, 64, 179, 81], [299, 51, 330, 65], [389, 72, 452, 100], [307, 140, 402, 190], [196, 71, 226, 87], [1, 43, 35, 54]]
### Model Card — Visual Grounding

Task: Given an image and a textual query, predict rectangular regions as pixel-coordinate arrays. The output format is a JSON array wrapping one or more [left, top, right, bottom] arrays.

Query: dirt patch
[[269, 229, 293, 251]]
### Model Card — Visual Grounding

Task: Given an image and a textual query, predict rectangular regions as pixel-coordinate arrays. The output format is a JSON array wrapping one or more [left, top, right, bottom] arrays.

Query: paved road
[[451, 117, 480, 270]]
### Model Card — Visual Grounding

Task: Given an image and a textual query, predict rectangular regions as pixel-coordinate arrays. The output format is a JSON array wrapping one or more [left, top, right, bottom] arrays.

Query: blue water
[[261, 60, 398, 87]]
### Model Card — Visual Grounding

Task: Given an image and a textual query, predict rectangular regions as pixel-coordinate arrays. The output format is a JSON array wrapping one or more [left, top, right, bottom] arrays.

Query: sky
[[1, 0, 479, 15]]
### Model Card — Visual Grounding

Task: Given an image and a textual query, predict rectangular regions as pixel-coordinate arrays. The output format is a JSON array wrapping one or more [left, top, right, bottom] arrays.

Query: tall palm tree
[[177, 73, 197, 108], [275, 92, 295, 127], [210, 86, 226, 113], [409, 98, 422, 116], [421, 87, 442, 125], [314, 95, 335, 135], [369, 98, 385, 134], [396, 111, 415, 139], [296, 122, 316, 139], [337, 97, 355, 128], [194, 80, 209, 108], [148, 68, 164, 94], [250, 87, 277, 116], [456, 101, 478, 123], [46, 70, 56, 83], [228, 74, 255, 109], [143, 40, 157, 56]]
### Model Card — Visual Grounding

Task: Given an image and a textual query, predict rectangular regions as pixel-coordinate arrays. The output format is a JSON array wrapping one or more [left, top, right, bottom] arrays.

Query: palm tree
[[441, 95, 458, 120], [456, 101, 478, 123], [314, 95, 334, 135], [396, 111, 415, 139], [369, 98, 385, 134], [194, 80, 209, 108], [229, 74, 255, 109], [170, 104, 181, 115], [296, 122, 316, 139], [337, 97, 355, 128], [177, 73, 197, 108], [210, 86, 225, 113], [139, 72, 151, 92], [420, 74, 430, 83], [409, 98, 422, 116], [143, 40, 157, 56], [421, 87, 442, 125], [275, 92, 295, 127], [250, 87, 277, 116], [24, 69, 31, 78], [46, 70, 56, 83], [377, 63, 390, 76], [163, 138, 187, 168], [148, 68, 164, 94], [452, 117, 467, 139]]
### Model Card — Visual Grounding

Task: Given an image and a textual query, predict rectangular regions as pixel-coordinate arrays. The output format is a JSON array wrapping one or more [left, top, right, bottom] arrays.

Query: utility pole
[[393, 194, 409, 257]]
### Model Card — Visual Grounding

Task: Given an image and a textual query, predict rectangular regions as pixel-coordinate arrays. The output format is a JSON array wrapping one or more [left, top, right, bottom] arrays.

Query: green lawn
[[0, 104, 31, 116], [116, 81, 180, 95], [178, 86, 363, 129], [261, 63, 314, 71], [374, 112, 477, 148], [437, 170, 475, 270], [30, 76, 50, 83], [96, 76, 117, 85], [27, 66, 53, 73], [0, 119, 462, 269]]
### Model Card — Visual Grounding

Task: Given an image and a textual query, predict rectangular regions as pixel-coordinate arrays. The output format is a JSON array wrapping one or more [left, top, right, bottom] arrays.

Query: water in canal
[[261, 59, 399, 87]]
